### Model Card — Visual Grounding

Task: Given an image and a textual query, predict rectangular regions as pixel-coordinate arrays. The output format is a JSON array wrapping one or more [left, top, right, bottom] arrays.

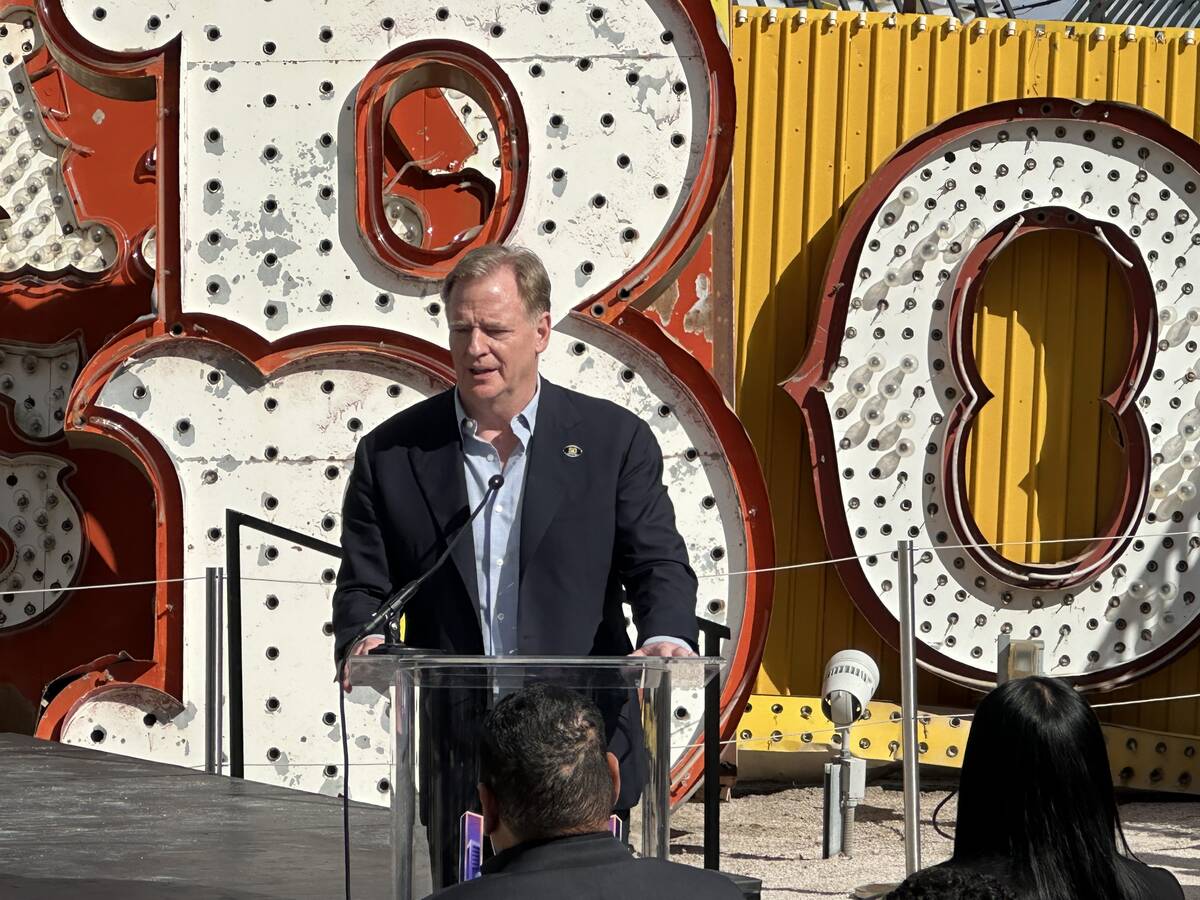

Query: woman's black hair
[[953, 676, 1137, 900]]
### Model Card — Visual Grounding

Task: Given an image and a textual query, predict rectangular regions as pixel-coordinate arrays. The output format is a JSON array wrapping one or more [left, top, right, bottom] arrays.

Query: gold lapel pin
[[563, 444, 583, 458]]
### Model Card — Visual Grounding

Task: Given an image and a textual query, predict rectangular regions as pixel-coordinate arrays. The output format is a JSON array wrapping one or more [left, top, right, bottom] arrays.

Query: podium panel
[[349, 654, 717, 900]]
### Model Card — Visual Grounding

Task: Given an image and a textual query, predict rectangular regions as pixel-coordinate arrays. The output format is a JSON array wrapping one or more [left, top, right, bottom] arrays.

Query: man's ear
[[606, 752, 621, 807], [479, 782, 500, 835], [533, 310, 552, 353]]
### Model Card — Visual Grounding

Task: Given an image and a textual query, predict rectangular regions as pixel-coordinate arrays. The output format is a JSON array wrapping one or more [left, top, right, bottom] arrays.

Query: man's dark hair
[[479, 683, 614, 841], [887, 865, 1013, 899]]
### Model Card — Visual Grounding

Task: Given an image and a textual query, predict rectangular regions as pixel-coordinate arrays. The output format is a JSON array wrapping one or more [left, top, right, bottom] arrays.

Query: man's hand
[[340, 635, 385, 690], [630, 641, 696, 658]]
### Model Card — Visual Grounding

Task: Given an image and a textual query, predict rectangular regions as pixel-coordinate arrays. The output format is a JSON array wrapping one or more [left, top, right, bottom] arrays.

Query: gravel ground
[[670, 776, 1200, 898]]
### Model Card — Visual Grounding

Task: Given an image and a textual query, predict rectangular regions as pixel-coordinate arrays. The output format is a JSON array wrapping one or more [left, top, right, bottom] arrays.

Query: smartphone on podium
[[460, 812, 485, 882]]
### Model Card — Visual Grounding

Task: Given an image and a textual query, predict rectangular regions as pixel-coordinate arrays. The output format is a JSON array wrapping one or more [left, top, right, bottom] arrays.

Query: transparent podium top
[[348, 652, 720, 690], [345, 653, 720, 899]]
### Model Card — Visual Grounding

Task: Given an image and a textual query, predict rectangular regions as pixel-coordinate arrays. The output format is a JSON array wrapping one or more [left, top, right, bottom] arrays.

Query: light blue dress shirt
[[454, 386, 538, 656], [453, 380, 690, 657]]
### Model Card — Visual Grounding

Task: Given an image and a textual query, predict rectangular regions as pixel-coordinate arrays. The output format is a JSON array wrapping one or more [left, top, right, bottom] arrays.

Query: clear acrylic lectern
[[348, 653, 718, 900]]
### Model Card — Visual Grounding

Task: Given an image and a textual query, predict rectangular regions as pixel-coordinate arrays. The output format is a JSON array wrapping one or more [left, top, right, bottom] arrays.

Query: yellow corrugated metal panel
[[732, 10, 1200, 727], [970, 232, 1129, 565]]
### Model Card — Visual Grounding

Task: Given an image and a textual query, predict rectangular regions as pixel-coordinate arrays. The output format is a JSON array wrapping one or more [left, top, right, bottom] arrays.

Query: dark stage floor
[[0, 733, 394, 899]]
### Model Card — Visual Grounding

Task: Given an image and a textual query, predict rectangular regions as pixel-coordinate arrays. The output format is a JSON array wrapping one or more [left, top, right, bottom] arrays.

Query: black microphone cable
[[932, 788, 958, 841], [340, 676, 352, 900], [338, 473, 505, 900]]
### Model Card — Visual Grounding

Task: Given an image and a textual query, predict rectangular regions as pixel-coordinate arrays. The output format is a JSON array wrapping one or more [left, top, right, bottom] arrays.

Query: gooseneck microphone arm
[[337, 473, 504, 679]]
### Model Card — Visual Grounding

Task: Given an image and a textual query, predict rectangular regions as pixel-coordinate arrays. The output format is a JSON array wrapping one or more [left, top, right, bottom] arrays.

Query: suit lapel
[[519, 381, 580, 579], [410, 392, 479, 614]]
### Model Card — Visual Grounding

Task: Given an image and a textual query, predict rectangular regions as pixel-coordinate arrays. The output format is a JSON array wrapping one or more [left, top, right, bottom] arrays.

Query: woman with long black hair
[[890, 676, 1182, 899]]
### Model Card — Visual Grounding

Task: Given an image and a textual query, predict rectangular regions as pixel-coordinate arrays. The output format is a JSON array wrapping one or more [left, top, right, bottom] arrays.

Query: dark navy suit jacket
[[332, 378, 698, 875], [332, 377, 699, 660]]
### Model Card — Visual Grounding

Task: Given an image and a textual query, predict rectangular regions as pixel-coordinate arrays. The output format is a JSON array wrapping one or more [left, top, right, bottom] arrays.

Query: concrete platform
[[0, 733, 394, 899]]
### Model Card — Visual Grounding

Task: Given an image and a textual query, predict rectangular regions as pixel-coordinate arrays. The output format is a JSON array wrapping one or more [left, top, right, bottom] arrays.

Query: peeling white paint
[[683, 272, 711, 337], [72, 320, 745, 800], [50, 0, 747, 804], [60, 0, 708, 336]]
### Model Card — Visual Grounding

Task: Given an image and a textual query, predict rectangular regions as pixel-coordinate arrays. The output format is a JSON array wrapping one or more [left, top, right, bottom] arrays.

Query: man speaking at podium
[[332, 244, 698, 884]]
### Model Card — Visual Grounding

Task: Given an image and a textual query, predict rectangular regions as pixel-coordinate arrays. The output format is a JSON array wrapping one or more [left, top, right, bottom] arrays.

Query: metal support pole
[[821, 761, 843, 858], [204, 566, 221, 776], [649, 664, 672, 859], [226, 510, 244, 778], [842, 803, 857, 857], [897, 539, 921, 875], [838, 735, 852, 857], [394, 671, 416, 900], [696, 617, 730, 869], [703, 627, 721, 869]]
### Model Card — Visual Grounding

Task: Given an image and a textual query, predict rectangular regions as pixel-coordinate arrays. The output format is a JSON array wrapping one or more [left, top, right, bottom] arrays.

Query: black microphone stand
[[336, 474, 505, 678]]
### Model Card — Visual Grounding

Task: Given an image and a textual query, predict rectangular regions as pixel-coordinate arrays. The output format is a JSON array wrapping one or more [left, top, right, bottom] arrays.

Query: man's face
[[447, 265, 551, 415]]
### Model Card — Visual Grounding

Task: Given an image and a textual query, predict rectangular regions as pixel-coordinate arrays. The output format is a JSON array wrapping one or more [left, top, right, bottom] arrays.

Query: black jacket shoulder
[[889, 855, 1183, 900], [361, 388, 457, 454], [427, 859, 743, 900], [1122, 858, 1183, 900], [425, 833, 742, 900]]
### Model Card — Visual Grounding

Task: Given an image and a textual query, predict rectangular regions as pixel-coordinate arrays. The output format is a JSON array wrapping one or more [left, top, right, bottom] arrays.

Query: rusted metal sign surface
[[0, 0, 773, 807]]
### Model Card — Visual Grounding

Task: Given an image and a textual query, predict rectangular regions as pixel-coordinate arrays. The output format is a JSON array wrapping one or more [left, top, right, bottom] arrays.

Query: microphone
[[337, 474, 505, 676]]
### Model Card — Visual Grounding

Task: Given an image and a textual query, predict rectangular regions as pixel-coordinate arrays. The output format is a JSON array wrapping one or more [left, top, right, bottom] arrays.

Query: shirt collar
[[454, 377, 541, 443]]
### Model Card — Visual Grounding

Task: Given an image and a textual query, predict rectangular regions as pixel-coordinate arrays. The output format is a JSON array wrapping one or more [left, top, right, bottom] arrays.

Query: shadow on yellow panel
[[965, 230, 1132, 566]]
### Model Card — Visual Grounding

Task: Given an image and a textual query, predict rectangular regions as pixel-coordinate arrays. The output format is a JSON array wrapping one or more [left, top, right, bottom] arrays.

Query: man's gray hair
[[440, 244, 551, 320]]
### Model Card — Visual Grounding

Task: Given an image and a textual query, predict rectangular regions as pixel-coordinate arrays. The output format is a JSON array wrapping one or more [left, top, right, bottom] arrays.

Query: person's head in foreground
[[892, 675, 1180, 900], [477, 682, 618, 851], [425, 683, 747, 898]]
